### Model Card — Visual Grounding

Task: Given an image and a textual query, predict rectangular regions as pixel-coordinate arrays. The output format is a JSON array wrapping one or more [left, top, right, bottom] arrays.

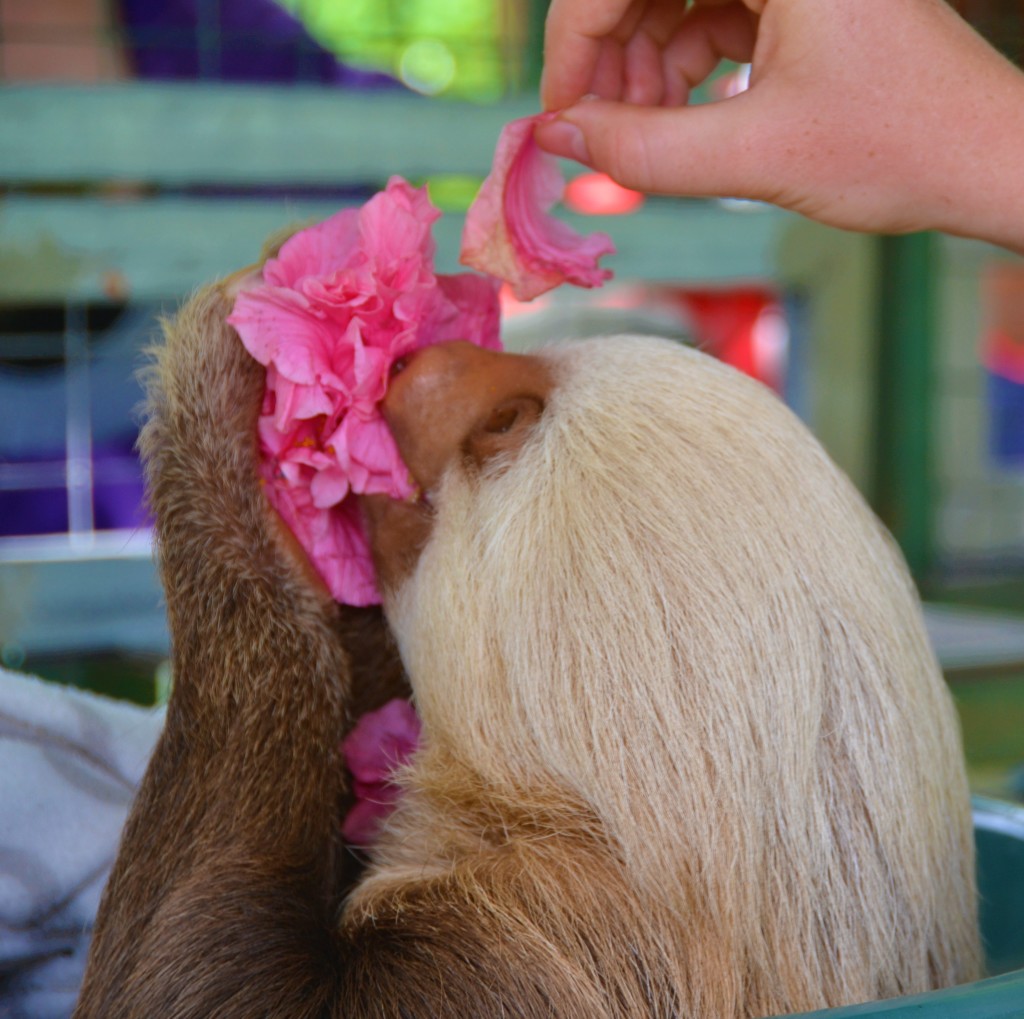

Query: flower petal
[[342, 698, 422, 785], [264, 207, 362, 287], [341, 795, 395, 846], [460, 113, 615, 301], [434, 272, 502, 351], [309, 466, 349, 509]]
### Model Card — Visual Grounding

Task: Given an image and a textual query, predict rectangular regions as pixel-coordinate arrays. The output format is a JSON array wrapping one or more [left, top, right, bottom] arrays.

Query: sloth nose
[[383, 341, 551, 493]]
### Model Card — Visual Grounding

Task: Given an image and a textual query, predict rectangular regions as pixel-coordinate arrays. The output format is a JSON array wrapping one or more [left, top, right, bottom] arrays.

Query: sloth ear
[[463, 396, 545, 475]]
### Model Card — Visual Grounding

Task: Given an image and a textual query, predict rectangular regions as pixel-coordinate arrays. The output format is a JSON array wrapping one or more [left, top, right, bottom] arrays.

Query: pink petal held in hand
[[228, 177, 501, 607], [461, 112, 616, 302]]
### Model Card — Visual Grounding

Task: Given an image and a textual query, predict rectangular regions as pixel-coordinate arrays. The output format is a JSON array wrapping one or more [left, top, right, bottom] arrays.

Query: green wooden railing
[[0, 83, 790, 305]]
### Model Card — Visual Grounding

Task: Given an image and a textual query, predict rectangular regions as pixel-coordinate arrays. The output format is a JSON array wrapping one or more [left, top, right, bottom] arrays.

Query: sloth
[[74, 268, 981, 1019]]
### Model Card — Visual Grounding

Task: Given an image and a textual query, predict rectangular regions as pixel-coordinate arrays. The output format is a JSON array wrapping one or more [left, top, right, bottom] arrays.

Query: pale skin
[[535, 0, 1024, 253]]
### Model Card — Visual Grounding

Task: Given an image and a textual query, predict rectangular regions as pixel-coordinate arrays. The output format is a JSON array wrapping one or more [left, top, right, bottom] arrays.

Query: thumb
[[535, 95, 764, 200]]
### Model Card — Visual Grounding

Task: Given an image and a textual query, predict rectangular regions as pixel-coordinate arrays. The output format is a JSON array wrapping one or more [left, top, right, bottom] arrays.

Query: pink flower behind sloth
[[340, 698, 422, 846], [229, 115, 614, 606]]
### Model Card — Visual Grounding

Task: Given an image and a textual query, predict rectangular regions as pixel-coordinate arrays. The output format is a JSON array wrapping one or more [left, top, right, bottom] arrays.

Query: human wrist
[[912, 24, 1024, 251]]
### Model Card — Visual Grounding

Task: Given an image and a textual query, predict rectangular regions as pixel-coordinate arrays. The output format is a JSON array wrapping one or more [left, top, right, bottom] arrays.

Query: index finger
[[541, 0, 642, 110]]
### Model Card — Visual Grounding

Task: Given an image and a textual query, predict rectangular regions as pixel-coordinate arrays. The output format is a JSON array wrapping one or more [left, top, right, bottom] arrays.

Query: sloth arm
[[71, 280, 604, 1019]]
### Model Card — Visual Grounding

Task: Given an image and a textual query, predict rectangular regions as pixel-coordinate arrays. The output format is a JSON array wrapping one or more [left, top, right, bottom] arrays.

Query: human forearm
[[73, 282, 356, 1018]]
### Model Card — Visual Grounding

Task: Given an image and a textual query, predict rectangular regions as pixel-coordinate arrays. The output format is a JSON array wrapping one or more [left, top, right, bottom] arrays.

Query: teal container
[[781, 797, 1024, 1018]]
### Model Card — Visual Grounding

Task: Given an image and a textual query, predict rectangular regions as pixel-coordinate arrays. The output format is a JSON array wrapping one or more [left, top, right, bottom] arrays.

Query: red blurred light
[[499, 282, 549, 319], [564, 173, 644, 216]]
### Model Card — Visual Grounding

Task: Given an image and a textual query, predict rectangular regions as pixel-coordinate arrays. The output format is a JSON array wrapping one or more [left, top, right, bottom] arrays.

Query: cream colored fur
[[369, 336, 981, 1014]]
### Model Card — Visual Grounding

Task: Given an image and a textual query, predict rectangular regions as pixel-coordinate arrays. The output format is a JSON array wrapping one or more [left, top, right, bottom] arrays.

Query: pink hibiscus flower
[[228, 178, 501, 606], [460, 112, 616, 301], [229, 119, 615, 607], [341, 698, 422, 847]]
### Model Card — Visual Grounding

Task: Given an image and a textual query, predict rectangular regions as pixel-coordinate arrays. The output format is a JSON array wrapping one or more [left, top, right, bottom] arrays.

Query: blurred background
[[1, 0, 1023, 802]]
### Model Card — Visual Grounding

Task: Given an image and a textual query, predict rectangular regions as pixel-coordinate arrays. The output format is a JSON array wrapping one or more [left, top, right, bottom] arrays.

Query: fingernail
[[536, 118, 592, 166]]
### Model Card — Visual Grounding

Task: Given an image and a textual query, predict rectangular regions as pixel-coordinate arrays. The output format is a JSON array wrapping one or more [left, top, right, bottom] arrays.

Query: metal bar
[[0, 456, 142, 491], [0, 462, 68, 490], [0, 528, 153, 563], [63, 304, 95, 541]]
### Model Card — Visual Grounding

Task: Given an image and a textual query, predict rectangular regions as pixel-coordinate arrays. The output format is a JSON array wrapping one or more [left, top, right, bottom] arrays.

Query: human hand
[[538, 0, 1024, 249]]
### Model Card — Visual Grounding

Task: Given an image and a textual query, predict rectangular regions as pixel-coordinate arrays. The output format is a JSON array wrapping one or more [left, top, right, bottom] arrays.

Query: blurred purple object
[[118, 0, 400, 87], [0, 439, 150, 539]]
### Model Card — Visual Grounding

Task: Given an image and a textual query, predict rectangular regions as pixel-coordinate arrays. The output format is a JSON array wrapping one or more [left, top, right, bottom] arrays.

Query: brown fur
[[74, 273, 981, 1018]]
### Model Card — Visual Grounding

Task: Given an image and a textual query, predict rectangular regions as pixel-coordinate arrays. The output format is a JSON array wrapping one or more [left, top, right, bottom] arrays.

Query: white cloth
[[0, 669, 163, 1019]]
